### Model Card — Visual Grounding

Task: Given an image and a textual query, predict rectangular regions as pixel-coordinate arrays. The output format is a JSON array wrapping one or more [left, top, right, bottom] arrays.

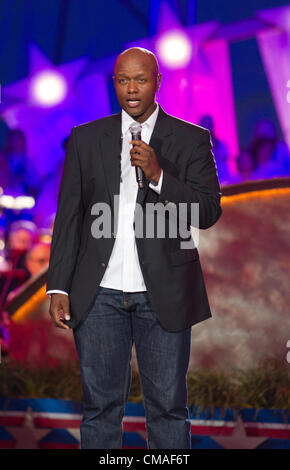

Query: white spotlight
[[31, 71, 67, 106], [0, 195, 14, 209], [157, 31, 192, 69], [14, 196, 35, 210]]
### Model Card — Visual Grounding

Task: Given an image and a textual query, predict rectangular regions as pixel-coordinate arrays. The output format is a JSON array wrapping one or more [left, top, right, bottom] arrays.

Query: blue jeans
[[73, 286, 192, 449]]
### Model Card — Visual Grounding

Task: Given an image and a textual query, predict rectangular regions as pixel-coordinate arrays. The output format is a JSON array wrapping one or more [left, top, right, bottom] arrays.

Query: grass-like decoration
[[0, 356, 289, 414]]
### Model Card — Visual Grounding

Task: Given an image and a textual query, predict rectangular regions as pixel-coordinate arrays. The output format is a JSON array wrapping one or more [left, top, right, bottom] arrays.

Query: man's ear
[[157, 74, 162, 91]]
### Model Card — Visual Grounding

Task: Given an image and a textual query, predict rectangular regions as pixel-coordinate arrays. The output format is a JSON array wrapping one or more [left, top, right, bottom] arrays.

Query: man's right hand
[[49, 293, 71, 329]]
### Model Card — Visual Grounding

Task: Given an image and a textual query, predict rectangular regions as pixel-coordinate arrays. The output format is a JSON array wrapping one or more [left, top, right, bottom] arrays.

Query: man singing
[[47, 47, 222, 449]]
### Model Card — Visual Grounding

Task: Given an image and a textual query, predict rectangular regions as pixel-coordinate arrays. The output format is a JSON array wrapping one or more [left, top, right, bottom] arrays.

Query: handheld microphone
[[129, 122, 144, 189]]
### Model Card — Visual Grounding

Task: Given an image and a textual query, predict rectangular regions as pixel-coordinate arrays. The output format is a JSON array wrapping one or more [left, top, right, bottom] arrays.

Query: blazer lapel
[[99, 112, 122, 210], [99, 107, 173, 211], [136, 105, 173, 207]]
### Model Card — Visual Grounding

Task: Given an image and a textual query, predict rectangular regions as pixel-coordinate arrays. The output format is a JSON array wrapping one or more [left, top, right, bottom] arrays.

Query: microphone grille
[[129, 122, 142, 134]]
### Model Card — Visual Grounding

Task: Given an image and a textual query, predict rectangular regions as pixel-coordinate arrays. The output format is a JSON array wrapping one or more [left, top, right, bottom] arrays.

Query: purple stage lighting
[[31, 71, 67, 107]]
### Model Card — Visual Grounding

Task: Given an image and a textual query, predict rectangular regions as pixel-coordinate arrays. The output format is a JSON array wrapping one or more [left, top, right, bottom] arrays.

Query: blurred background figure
[[7, 220, 37, 254], [25, 242, 50, 278], [236, 119, 290, 182], [249, 119, 290, 180], [0, 310, 11, 358], [0, 117, 9, 188], [0, 220, 38, 305], [0, 129, 41, 198], [0, 219, 10, 273], [0, 116, 9, 150], [198, 115, 231, 183], [236, 149, 255, 181], [4, 242, 50, 303]]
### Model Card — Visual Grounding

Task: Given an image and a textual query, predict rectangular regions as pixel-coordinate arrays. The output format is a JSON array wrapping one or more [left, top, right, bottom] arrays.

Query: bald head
[[113, 47, 161, 123], [114, 47, 159, 78]]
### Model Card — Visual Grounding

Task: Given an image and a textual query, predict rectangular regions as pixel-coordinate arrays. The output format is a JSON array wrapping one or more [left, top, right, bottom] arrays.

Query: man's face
[[113, 52, 160, 123]]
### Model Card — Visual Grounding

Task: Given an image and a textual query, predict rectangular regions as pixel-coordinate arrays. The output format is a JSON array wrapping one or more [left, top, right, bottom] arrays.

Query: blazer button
[[101, 262, 106, 268], [111, 232, 115, 237], [164, 200, 169, 204]]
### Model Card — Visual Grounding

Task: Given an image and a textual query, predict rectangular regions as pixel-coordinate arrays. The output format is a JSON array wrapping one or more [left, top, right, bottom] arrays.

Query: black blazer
[[46, 106, 222, 332]]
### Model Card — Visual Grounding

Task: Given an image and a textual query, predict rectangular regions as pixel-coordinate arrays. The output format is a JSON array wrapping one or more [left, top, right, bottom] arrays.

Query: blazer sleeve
[[46, 127, 84, 293], [159, 129, 222, 230]]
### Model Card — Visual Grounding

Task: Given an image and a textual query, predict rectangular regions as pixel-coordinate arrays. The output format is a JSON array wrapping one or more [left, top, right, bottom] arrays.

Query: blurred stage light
[[0, 195, 14, 209], [14, 196, 35, 210], [31, 71, 67, 106], [39, 234, 52, 244], [156, 31, 192, 68], [0, 195, 35, 210]]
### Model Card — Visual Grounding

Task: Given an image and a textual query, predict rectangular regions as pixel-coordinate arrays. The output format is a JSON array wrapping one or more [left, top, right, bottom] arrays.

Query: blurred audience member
[[25, 242, 50, 277], [249, 120, 290, 179], [0, 129, 40, 197], [0, 310, 11, 358], [4, 242, 50, 302], [236, 149, 255, 181], [199, 115, 231, 183], [6, 219, 37, 274], [0, 116, 9, 150], [0, 221, 37, 304], [8, 220, 37, 253], [0, 221, 10, 273], [236, 120, 290, 182]]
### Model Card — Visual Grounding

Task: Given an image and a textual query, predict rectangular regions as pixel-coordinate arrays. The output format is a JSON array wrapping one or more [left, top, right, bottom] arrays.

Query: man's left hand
[[130, 140, 161, 185]]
